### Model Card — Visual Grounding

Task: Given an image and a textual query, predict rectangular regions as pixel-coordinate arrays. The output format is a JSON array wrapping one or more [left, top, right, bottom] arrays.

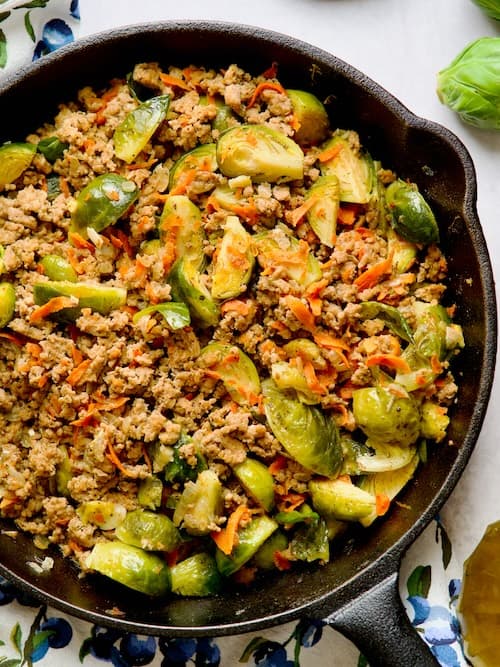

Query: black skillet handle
[[323, 571, 440, 667]]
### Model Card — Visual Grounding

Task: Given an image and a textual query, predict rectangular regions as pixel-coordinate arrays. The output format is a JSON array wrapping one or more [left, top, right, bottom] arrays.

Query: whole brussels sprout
[[437, 37, 500, 130], [470, 0, 500, 20]]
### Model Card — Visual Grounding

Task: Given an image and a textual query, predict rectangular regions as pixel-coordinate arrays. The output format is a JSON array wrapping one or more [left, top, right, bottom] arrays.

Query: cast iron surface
[[0, 21, 496, 666]]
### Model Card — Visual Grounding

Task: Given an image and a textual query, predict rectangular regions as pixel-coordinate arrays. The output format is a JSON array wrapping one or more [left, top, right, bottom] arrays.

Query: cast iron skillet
[[0, 21, 496, 666]]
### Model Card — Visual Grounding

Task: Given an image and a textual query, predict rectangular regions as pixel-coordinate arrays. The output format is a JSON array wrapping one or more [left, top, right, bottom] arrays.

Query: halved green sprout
[[198, 341, 261, 407], [290, 517, 330, 563], [420, 401, 450, 442], [168, 143, 217, 193], [0, 142, 36, 189], [253, 225, 322, 287], [170, 552, 222, 597], [286, 89, 330, 146], [215, 514, 278, 576], [387, 228, 418, 274], [352, 386, 421, 448], [77, 500, 127, 531], [357, 451, 420, 527], [86, 541, 171, 596], [304, 174, 340, 247], [113, 94, 170, 163], [271, 360, 322, 405], [33, 280, 127, 322], [358, 301, 414, 343], [252, 530, 289, 570], [132, 301, 190, 330], [354, 441, 418, 473], [168, 258, 219, 328], [115, 509, 181, 552], [173, 469, 223, 536], [211, 216, 255, 300], [137, 476, 163, 510], [216, 124, 304, 183], [233, 458, 275, 512], [0, 282, 16, 328], [319, 131, 375, 204], [385, 179, 439, 244], [309, 478, 376, 522], [70, 174, 138, 238], [262, 378, 343, 478], [159, 195, 205, 268], [39, 254, 78, 283]]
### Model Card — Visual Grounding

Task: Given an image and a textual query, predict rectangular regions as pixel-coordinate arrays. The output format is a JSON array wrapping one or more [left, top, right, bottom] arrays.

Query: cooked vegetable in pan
[[0, 62, 463, 599]]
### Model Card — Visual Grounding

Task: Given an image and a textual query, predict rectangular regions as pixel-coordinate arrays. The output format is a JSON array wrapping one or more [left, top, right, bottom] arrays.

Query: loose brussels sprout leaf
[[274, 503, 319, 526], [355, 441, 418, 473], [164, 434, 207, 484], [385, 179, 439, 244], [137, 476, 163, 510], [215, 514, 278, 576], [437, 36, 500, 130], [470, 0, 500, 20], [253, 225, 322, 287], [309, 478, 376, 522], [420, 401, 449, 442], [339, 436, 373, 476], [70, 173, 139, 238], [0, 282, 16, 328], [262, 378, 343, 478], [357, 452, 420, 527], [39, 254, 78, 283], [198, 341, 261, 407], [170, 552, 222, 597], [77, 500, 127, 530], [413, 302, 450, 361], [168, 143, 218, 193], [132, 301, 191, 330], [216, 124, 304, 183], [352, 386, 420, 448], [86, 541, 171, 597], [252, 530, 289, 570], [290, 516, 330, 563], [0, 142, 36, 189], [33, 280, 127, 322], [233, 458, 275, 511], [211, 216, 255, 300], [37, 136, 68, 162], [286, 89, 330, 146], [168, 258, 220, 328], [159, 195, 205, 269], [387, 228, 418, 274], [359, 301, 414, 344], [173, 469, 223, 536], [113, 94, 170, 163], [271, 360, 322, 405], [304, 174, 340, 247], [318, 131, 375, 204], [115, 509, 181, 552]]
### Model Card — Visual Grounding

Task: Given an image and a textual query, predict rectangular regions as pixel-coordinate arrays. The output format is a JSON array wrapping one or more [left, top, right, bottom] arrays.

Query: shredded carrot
[[59, 177, 71, 198], [354, 253, 393, 291], [289, 195, 319, 228], [95, 83, 122, 125], [0, 331, 25, 346], [168, 168, 198, 196], [126, 157, 158, 171], [283, 295, 316, 331], [268, 455, 287, 475], [112, 229, 134, 258], [273, 551, 292, 571], [313, 331, 350, 352], [262, 62, 279, 79], [331, 402, 350, 427], [303, 360, 327, 395], [305, 279, 328, 317], [82, 137, 95, 153], [0, 496, 18, 510], [376, 493, 391, 516], [66, 248, 84, 275], [159, 72, 192, 91], [277, 492, 306, 513], [431, 354, 443, 374], [71, 396, 129, 427], [211, 505, 250, 555], [220, 299, 251, 316], [69, 232, 95, 252], [316, 143, 343, 163], [67, 358, 92, 386], [247, 81, 287, 108], [106, 441, 135, 477], [337, 204, 358, 226], [366, 353, 411, 374], [30, 296, 76, 323]]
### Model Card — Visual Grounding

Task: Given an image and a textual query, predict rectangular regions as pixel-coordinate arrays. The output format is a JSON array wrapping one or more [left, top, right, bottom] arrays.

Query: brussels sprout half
[[168, 143, 217, 193], [385, 179, 439, 244], [115, 509, 181, 552], [211, 215, 255, 300], [304, 174, 340, 248], [159, 195, 205, 268], [216, 124, 304, 183], [0, 142, 36, 189], [33, 280, 127, 322], [0, 282, 16, 328], [286, 89, 330, 146], [113, 94, 170, 163]]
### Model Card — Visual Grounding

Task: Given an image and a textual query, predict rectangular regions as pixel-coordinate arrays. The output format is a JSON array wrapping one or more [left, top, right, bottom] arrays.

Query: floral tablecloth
[[0, 2, 475, 665]]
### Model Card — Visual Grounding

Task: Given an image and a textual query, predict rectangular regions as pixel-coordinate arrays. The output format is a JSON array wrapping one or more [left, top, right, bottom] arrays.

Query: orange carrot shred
[[262, 62, 279, 79], [69, 232, 95, 252], [106, 441, 135, 478], [313, 331, 351, 352], [247, 81, 287, 108], [67, 358, 92, 386], [30, 296, 76, 323], [159, 72, 192, 91], [220, 299, 251, 316], [283, 295, 316, 332], [303, 360, 328, 395], [211, 505, 250, 555], [273, 551, 292, 571], [268, 455, 287, 475], [316, 143, 343, 163], [376, 493, 391, 516], [289, 195, 319, 227], [354, 253, 393, 291], [366, 353, 411, 374]]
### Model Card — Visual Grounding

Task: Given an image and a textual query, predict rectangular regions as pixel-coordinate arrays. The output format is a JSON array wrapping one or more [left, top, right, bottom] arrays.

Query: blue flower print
[[41, 616, 73, 648], [33, 18, 74, 60], [407, 595, 431, 625], [70, 0, 80, 19], [119, 634, 156, 666]]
